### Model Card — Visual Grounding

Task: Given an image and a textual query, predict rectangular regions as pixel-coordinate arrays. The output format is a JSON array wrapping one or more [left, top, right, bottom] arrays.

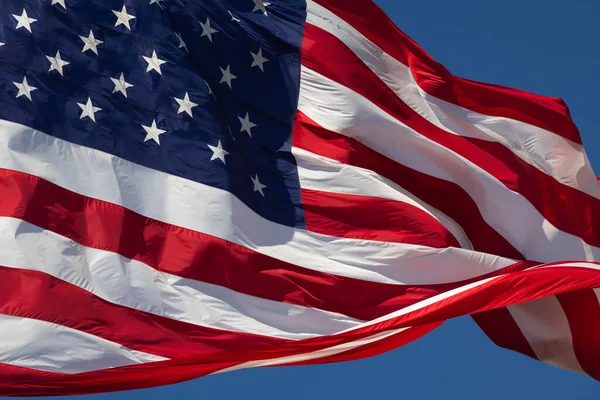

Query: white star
[[0, 42, 4, 47], [228, 10, 241, 23], [219, 64, 236, 89], [77, 97, 102, 122], [149, 0, 164, 6], [174, 92, 198, 117], [13, 77, 37, 101], [175, 32, 188, 52], [143, 50, 167, 75], [110, 73, 134, 98], [46, 50, 70, 76], [113, 5, 135, 31], [142, 120, 166, 145], [251, 174, 267, 197], [12, 9, 37, 33], [252, 0, 271, 15], [208, 141, 229, 164], [199, 18, 218, 42], [51, 0, 66, 8], [238, 112, 257, 137], [250, 47, 269, 72], [79, 30, 103, 55]]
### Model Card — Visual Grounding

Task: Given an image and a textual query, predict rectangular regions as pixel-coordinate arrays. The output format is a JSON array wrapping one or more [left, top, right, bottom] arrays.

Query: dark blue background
[[13, 0, 600, 398]]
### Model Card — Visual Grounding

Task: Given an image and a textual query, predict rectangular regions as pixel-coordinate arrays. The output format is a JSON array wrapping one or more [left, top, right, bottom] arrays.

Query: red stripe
[[0, 359, 239, 397], [293, 111, 524, 260], [0, 167, 530, 322], [557, 289, 600, 380], [471, 308, 538, 360], [3, 265, 600, 396], [301, 188, 460, 247], [0, 266, 287, 358], [301, 23, 600, 251], [0, 363, 64, 385], [279, 322, 442, 367], [312, 0, 581, 145]]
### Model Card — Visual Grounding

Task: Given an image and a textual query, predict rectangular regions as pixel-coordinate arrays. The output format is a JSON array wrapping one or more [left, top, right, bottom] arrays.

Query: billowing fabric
[[0, 0, 599, 395]]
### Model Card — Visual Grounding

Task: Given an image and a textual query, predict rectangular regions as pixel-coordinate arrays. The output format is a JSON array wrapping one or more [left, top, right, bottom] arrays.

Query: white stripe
[[0, 118, 519, 285], [220, 261, 600, 374], [305, 0, 600, 200], [349, 261, 600, 333], [0, 217, 361, 339], [536, 262, 600, 270], [224, 261, 600, 374], [0, 313, 166, 374], [294, 146, 473, 250], [515, 263, 597, 375], [307, 2, 600, 380], [298, 65, 600, 264], [348, 276, 498, 331], [216, 327, 410, 373], [508, 297, 585, 373], [416, 94, 600, 199]]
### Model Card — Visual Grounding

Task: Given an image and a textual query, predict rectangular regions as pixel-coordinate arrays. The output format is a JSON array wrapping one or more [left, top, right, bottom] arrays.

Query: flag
[[0, 0, 599, 395]]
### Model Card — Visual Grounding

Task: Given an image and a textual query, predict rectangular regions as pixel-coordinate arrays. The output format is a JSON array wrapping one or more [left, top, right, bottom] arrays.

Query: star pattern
[[208, 141, 229, 164], [251, 48, 269, 72], [142, 120, 167, 145], [143, 50, 167, 75], [77, 97, 102, 122], [238, 112, 257, 137], [199, 18, 218, 42], [251, 174, 267, 197], [252, 0, 271, 15], [51, 0, 67, 8], [219, 64, 237, 88], [12, 9, 37, 33], [174, 93, 198, 117], [113, 5, 136, 31], [228, 10, 241, 23], [111, 73, 134, 98], [46, 51, 71, 76], [13, 77, 37, 101], [80, 30, 103, 55], [175, 32, 188, 52], [0, 0, 568, 382], [0, 0, 307, 226]]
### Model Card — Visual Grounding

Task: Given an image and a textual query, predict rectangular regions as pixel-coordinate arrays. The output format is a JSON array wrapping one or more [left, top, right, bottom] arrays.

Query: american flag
[[0, 0, 600, 395]]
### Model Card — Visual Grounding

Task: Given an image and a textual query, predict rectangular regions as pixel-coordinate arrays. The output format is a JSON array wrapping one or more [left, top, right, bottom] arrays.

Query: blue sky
[[18, 0, 600, 398]]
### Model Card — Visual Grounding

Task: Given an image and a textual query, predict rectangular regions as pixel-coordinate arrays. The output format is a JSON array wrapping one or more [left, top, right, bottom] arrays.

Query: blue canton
[[0, 0, 307, 228]]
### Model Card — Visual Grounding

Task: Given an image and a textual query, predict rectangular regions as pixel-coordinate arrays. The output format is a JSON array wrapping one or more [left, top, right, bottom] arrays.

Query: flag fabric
[[0, 0, 600, 395]]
